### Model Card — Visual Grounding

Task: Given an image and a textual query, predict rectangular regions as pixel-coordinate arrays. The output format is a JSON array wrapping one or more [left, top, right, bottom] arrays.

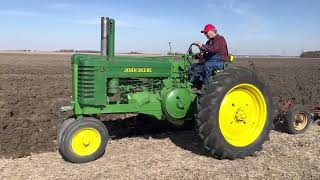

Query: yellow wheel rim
[[219, 83, 267, 147], [71, 128, 101, 156], [293, 113, 307, 131]]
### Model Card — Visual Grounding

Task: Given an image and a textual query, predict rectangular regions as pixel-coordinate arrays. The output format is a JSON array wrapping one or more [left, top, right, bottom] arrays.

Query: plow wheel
[[58, 117, 109, 163], [284, 104, 312, 134], [196, 67, 273, 159]]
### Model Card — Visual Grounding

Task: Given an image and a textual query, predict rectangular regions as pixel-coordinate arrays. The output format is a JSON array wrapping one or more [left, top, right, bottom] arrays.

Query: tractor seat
[[223, 55, 236, 69], [215, 55, 235, 74]]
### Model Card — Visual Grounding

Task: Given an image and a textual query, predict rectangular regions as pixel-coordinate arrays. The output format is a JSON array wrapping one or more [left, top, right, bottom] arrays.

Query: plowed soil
[[0, 53, 319, 179]]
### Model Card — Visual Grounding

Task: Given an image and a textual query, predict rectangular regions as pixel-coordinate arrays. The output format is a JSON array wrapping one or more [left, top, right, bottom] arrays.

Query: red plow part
[[277, 98, 320, 121]]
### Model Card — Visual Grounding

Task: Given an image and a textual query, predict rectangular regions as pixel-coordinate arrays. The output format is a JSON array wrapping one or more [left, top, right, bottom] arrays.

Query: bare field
[[0, 54, 319, 179]]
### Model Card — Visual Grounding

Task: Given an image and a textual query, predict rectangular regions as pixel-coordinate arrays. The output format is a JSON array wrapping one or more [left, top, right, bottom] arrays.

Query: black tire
[[57, 118, 76, 148], [58, 117, 109, 163], [284, 104, 312, 134], [196, 66, 273, 159]]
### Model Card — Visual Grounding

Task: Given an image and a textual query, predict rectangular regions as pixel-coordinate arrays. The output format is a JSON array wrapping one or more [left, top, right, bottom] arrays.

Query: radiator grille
[[78, 66, 95, 98]]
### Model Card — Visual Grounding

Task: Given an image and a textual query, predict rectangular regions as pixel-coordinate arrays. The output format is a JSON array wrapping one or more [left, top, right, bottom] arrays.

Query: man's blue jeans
[[189, 55, 224, 84]]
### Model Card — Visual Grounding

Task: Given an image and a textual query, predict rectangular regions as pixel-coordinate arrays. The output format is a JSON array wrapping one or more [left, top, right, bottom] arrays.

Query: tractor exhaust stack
[[101, 17, 108, 56], [100, 17, 115, 57]]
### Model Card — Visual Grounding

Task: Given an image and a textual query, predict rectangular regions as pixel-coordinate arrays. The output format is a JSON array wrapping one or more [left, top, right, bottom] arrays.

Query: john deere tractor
[[58, 17, 273, 163]]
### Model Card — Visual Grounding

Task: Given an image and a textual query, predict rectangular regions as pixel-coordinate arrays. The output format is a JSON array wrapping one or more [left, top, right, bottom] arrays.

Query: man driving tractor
[[189, 24, 229, 85]]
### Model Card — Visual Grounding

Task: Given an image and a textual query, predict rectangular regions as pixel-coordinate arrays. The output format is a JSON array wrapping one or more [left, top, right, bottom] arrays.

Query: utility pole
[[168, 42, 172, 55]]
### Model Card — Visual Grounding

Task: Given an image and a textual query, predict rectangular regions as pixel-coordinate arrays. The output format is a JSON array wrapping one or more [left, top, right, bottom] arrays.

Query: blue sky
[[0, 0, 319, 55]]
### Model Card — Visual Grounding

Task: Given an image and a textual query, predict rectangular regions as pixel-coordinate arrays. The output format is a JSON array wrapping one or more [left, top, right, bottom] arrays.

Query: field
[[0, 53, 319, 179]]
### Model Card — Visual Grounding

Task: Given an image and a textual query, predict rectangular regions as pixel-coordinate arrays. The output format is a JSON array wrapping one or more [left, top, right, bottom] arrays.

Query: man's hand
[[195, 52, 204, 60]]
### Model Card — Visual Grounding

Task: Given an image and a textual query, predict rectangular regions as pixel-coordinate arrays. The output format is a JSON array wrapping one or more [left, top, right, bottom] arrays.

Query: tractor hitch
[[60, 105, 73, 112]]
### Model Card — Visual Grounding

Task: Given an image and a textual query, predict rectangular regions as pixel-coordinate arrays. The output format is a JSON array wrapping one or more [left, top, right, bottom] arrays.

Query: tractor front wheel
[[58, 117, 109, 163], [196, 67, 273, 159], [57, 117, 76, 147]]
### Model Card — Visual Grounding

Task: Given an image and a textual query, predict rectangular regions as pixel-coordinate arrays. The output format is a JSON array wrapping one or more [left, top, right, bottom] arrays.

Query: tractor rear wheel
[[196, 67, 273, 159], [284, 104, 312, 134], [58, 117, 109, 163]]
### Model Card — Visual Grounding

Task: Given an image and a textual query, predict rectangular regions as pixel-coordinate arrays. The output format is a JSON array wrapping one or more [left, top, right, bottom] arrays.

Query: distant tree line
[[300, 51, 320, 58], [167, 52, 184, 56], [127, 51, 142, 54], [55, 49, 100, 53]]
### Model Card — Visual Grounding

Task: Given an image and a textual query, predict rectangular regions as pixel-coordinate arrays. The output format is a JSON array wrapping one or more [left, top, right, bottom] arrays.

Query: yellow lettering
[[124, 67, 153, 73]]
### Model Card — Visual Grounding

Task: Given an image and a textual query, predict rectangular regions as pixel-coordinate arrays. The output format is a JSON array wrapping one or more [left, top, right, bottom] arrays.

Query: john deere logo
[[124, 68, 152, 73]]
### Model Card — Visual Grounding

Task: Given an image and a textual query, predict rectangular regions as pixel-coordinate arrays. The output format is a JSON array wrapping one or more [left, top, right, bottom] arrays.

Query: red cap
[[201, 24, 216, 33]]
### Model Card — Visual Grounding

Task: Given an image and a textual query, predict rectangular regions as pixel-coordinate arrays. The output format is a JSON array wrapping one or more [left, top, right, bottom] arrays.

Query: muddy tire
[[284, 104, 312, 134], [196, 66, 273, 159], [58, 117, 109, 163]]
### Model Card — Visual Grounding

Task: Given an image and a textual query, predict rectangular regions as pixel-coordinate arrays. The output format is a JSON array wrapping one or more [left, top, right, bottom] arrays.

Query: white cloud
[[72, 18, 143, 29], [48, 3, 71, 9], [117, 20, 144, 29], [206, 0, 251, 15], [0, 3, 72, 17], [0, 10, 36, 16], [72, 16, 162, 29], [73, 18, 98, 25], [76, 19, 144, 29]]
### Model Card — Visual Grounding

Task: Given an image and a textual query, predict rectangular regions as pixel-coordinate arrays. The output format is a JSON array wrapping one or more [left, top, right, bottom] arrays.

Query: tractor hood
[[107, 56, 173, 78], [72, 54, 173, 78]]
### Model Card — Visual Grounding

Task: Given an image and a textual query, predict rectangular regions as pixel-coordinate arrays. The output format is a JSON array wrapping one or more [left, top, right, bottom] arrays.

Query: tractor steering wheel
[[186, 43, 203, 64], [187, 43, 201, 56]]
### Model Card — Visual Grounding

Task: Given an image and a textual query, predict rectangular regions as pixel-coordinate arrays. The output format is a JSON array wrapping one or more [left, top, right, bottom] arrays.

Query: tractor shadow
[[101, 115, 307, 157], [101, 115, 211, 157]]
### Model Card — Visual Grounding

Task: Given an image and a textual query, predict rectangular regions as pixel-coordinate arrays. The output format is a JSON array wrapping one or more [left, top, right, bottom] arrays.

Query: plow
[[274, 98, 320, 133], [58, 16, 317, 164]]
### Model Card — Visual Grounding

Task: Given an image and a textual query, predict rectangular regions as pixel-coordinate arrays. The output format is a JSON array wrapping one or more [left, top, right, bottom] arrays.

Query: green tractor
[[58, 17, 273, 163]]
